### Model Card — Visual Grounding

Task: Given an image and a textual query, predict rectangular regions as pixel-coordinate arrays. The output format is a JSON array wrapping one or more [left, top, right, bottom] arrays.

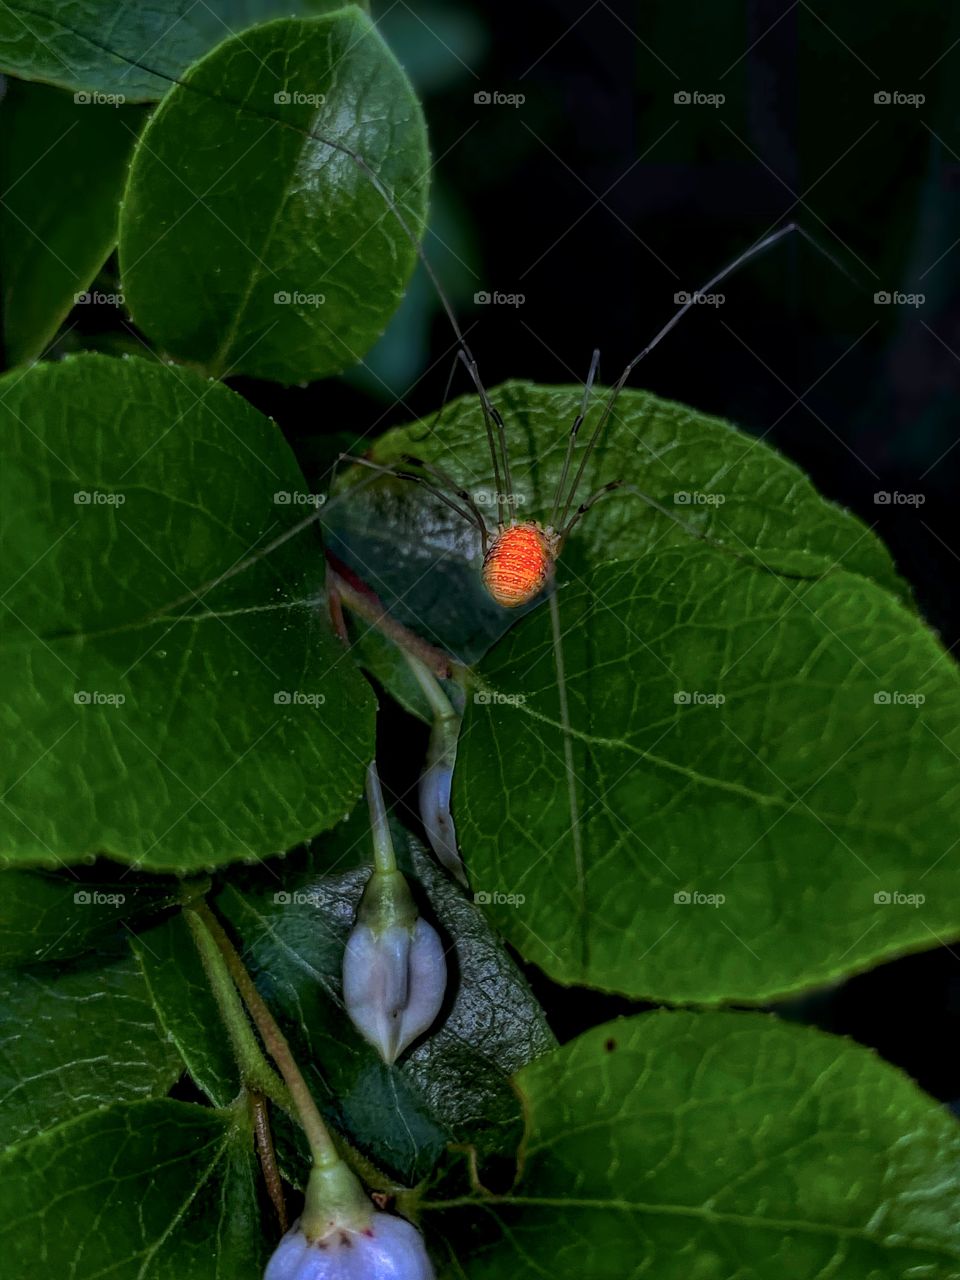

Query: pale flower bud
[[265, 1160, 435, 1280], [264, 1211, 435, 1280]]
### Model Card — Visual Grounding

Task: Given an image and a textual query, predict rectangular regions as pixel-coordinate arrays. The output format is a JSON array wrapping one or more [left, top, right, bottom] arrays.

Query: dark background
[[353, 0, 960, 1107]]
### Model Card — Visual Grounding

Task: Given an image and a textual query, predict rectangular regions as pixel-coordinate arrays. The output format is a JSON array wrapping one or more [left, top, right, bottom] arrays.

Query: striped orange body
[[481, 523, 557, 608]]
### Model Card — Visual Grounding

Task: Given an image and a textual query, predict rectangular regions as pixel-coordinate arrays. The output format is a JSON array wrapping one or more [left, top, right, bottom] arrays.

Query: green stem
[[188, 901, 339, 1169], [402, 650, 457, 723], [366, 759, 397, 875], [184, 907, 293, 1113]]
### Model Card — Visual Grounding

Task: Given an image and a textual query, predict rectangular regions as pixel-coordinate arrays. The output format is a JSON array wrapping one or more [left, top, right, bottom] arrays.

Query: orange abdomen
[[482, 524, 553, 608]]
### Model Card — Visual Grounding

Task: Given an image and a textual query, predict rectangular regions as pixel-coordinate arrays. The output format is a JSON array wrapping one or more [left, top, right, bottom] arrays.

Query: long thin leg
[[560, 479, 738, 555], [458, 351, 508, 531], [399, 453, 491, 553], [550, 348, 600, 529], [344, 454, 487, 544], [547, 586, 588, 973], [302, 122, 511, 533], [555, 222, 857, 530]]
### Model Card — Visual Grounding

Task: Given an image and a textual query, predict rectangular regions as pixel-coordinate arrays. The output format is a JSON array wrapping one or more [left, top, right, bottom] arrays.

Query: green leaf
[[0, 353, 375, 872], [0, 1, 353, 101], [455, 549, 960, 1001], [119, 9, 428, 383], [425, 1011, 960, 1279], [0, 952, 181, 1147], [0, 866, 182, 965], [331, 381, 911, 667], [205, 814, 554, 1184], [0, 1098, 266, 1280], [0, 81, 143, 368], [131, 912, 239, 1106]]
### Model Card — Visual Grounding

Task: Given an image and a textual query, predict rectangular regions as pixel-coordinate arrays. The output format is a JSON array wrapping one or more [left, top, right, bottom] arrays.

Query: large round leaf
[[0, 82, 144, 367], [0, 1099, 265, 1280], [332, 382, 909, 666], [425, 1012, 960, 1278], [0, 354, 374, 871], [119, 10, 428, 383], [0, 1, 352, 101], [454, 549, 960, 1002]]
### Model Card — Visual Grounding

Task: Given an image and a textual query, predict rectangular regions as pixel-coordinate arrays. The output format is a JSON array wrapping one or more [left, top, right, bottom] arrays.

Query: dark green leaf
[[0, 1098, 266, 1280], [131, 912, 239, 1106], [0, 866, 182, 965], [424, 1011, 960, 1279], [456, 549, 960, 1001], [0, 81, 143, 367], [331, 381, 910, 664], [119, 10, 428, 383], [0, 952, 181, 1146], [0, 353, 375, 872], [0, 1, 353, 101]]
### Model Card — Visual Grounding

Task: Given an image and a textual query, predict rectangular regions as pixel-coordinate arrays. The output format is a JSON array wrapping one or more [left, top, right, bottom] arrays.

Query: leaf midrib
[[427, 1193, 960, 1260]]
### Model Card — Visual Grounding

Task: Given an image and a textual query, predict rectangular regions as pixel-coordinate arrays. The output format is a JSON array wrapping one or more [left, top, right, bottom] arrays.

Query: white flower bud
[[264, 1211, 435, 1280], [343, 913, 446, 1064]]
